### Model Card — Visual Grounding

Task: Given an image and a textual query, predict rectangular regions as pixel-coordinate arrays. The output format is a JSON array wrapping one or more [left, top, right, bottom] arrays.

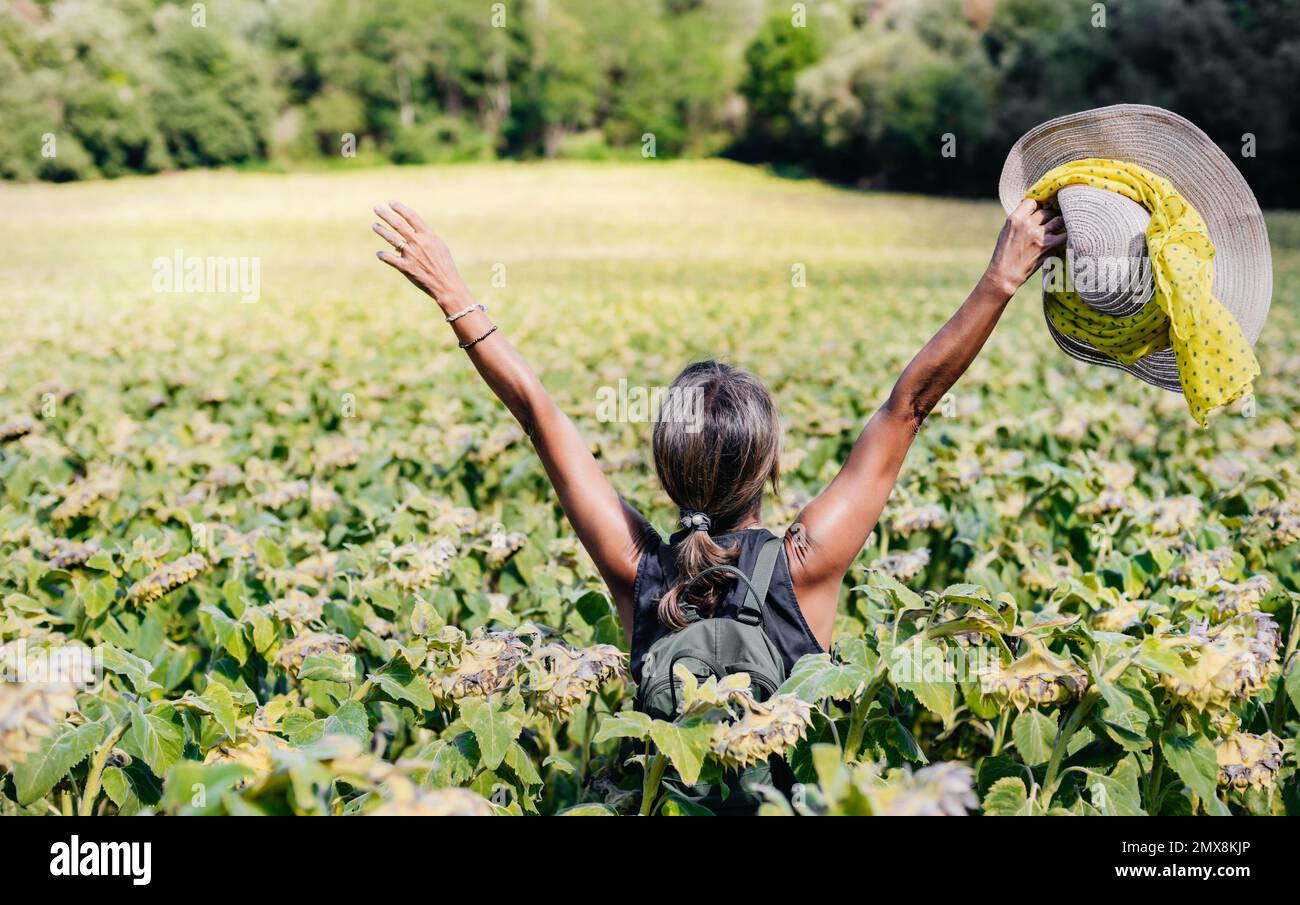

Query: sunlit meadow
[[1, 161, 1297, 815]]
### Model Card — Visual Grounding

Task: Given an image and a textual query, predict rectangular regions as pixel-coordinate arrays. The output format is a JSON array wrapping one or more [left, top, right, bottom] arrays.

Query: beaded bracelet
[[445, 302, 487, 323], [458, 324, 499, 349]]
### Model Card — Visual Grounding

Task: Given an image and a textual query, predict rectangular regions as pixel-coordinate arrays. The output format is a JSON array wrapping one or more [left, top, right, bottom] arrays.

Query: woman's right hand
[[981, 198, 1066, 298], [373, 200, 473, 312]]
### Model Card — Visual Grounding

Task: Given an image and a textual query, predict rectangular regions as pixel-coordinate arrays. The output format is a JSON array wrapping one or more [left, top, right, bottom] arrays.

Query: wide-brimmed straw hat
[[998, 104, 1271, 392]]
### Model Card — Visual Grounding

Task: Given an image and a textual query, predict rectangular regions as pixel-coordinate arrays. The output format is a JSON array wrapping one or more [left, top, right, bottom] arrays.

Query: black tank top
[[629, 527, 824, 684]]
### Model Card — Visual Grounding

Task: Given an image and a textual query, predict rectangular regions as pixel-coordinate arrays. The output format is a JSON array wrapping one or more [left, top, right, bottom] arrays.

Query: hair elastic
[[679, 509, 711, 532]]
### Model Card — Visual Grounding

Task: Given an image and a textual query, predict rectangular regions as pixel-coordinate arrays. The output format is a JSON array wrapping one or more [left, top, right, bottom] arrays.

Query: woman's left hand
[[373, 200, 472, 312], [981, 198, 1066, 298]]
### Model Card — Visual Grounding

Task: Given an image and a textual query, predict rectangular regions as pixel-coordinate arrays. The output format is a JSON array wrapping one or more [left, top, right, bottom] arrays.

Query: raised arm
[[788, 199, 1065, 646], [373, 201, 651, 633]]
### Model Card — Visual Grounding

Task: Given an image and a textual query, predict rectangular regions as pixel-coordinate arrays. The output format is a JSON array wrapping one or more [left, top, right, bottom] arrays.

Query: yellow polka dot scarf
[[1026, 158, 1259, 427]]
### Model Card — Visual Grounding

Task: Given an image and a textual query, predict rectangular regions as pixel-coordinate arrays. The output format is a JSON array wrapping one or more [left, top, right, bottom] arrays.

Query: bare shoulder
[[782, 522, 837, 650]]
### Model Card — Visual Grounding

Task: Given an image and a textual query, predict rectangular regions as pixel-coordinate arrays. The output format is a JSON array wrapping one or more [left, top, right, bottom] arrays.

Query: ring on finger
[[395, 239, 409, 254]]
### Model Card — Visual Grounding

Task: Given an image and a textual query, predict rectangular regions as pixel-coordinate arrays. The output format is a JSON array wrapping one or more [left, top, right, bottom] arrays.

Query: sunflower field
[[1, 161, 1298, 816]]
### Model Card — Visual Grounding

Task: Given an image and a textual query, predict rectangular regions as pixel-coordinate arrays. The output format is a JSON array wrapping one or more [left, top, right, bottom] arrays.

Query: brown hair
[[652, 361, 782, 629]]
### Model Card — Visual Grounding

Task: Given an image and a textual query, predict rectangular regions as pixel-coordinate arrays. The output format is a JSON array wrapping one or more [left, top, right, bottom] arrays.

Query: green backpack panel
[[634, 535, 788, 814]]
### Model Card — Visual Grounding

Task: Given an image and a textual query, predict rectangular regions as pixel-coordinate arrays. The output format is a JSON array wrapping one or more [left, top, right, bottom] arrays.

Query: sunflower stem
[[80, 719, 129, 817], [1040, 688, 1100, 807], [639, 753, 667, 816], [842, 673, 886, 764], [991, 710, 1010, 756], [1269, 599, 1299, 734]]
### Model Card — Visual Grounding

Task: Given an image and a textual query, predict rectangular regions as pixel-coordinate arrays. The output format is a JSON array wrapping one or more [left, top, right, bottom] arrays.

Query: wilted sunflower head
[[1215, 731, 1284, 793], [43, 537, 101, 570], [427, 629, 530, 701], [486, 524, 528, 565], [1148, 495, 1203, 536], [202, 730, 288, 790], [1019, 559, 1072, 593], [1162, 612, 1280, 712], [0, 646, 94, 770], [51, 469, 123, 522], [1076, 488, 1128, 520], [865, 762, 978, 817], [369, 785, 496, 816], [527, 643, 626, 717], [289, 551, 339, 586], [710, 693, 813, 769], [392, 540, 458, 590], [314, 435, 367, 471], [1092, 597, 1147, 633], [0, 415, 38, 443], [1208, 709, 1241, 736], [268, 590, 326, 625], [274, 631, 353, 671], [252, 480, 310, 510], [1206, 575, 1272, 622], [1252, 500, 1300, 550], [127, 552, 208, 605], [1167, 547, 1235, 587], [889, 503, 946, 538], [873, 548, 930, 583], [978, 639, 1088, 710]]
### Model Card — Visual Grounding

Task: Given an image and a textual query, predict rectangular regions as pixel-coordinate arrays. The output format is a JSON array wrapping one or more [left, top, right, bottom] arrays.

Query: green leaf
[[648, 719, 714, 786], [571, 590, 613, 626], [1079, 757, 1146, 816], [886, 636, 957, 727], [321, 699, 370, 748], [162, 761, 253, 815], [13, 720, 106, 806], [79, 575, 117, 619], [412, 735, 478, 788], [254, 536, 287, 569], [100, 765, 142, 815], [246, 608, 275, 653], [197, 681, 239, 740], [85, 551, 116, 572], [557, 803, 617, 815], [298, 650, 358, 684], [97, 642, 161, 695], [1160, 725, 1229, 816], [122, 702, 183, 778], [778, 653, 870, 703], [367, 661, 438, 711], [460, 697, 523, 771], [200, 605, 248, 666], [1011, 709, 1057, 766], [1284, 655, 1300, 714], [858, 569, 924, 610], [1094, 672, 1153, 752], [1134, 637, 1190, 683], [877, 717, 926, 764], [982, 776, 1040, 816], [593, 710, 653, 744], [504, 741, 542, 788]]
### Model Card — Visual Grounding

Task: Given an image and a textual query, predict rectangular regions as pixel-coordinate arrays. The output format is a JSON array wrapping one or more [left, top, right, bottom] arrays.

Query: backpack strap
[[667, 534, 784, 627], [739, 535, 783, 626]]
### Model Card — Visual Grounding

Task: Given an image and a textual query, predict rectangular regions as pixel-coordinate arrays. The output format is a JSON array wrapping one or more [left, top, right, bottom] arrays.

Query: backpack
[[633, 534, 789, 814]]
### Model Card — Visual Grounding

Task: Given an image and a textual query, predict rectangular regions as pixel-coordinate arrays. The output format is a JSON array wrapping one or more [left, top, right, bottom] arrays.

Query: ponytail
[[651, 360, 782, 631], [656, 527, 741, 630]]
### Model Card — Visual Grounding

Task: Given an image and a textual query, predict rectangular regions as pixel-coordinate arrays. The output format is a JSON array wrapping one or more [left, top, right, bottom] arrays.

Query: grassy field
[[2, 161, 1298, 815]]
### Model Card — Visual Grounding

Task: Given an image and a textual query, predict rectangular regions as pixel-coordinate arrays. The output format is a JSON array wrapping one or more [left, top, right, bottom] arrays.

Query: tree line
[[3, 0, 1297, 205]]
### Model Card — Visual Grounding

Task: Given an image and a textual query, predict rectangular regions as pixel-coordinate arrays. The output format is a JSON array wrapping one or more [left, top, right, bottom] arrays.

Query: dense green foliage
[[1, 162, 1297, 815], [4, 0, 1298, 204]]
